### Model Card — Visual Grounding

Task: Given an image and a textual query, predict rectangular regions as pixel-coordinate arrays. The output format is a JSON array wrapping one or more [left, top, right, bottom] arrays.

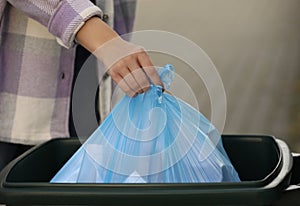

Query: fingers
[[137, 51, 163, 88], [96, 38, 163, 97], [107, 55, 150, 97], [127, 59, 150, 93], [111, 73, 136, 97]]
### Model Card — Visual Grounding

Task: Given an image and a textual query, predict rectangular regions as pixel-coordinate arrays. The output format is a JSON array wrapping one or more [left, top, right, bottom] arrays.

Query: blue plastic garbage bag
[[51, 64, 240, 183]]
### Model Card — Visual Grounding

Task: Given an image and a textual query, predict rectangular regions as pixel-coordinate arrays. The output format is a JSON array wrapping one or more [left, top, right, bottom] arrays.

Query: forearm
[[76, 17, 119, 53], [75, 16, 163, 97]]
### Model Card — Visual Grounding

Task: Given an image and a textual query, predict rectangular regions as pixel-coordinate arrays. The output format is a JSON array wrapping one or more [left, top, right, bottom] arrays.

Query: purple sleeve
[[7, 0, 102, 48]]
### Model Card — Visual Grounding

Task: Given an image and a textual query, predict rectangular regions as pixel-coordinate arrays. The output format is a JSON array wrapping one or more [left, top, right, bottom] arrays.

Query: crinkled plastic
[[51, 64, 240, 183]]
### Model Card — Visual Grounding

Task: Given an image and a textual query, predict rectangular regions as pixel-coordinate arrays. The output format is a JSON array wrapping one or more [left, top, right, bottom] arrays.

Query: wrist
[[76, 17, 118, 52]]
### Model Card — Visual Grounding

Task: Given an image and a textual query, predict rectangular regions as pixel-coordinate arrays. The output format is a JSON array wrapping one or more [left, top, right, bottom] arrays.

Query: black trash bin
[[0, 135, 299, 206]]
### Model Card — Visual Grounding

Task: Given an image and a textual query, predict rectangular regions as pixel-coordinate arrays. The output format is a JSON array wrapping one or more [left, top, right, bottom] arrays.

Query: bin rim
[[0, 134, 294, 206], [0, 135, 290, 189]]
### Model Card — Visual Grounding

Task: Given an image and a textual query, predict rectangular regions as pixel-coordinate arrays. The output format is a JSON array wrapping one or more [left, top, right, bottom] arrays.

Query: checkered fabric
[[0, 0, 136, 145]]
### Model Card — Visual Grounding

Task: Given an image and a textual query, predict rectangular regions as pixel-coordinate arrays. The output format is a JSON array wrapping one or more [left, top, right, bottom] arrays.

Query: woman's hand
[[94, 37, 163, 97], [76, 17, 163, 97]]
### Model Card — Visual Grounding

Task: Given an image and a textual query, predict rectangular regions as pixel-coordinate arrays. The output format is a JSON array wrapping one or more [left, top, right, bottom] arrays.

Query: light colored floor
[[134, 0, 300, 151]]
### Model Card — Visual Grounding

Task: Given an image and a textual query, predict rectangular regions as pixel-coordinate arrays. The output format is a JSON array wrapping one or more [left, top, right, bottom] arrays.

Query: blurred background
[[133, 0, 300, 151]]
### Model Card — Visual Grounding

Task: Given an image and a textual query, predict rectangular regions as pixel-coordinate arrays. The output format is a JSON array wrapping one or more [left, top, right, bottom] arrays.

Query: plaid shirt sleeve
[[0, 0, 137, 145], [7, 0, 103, 48]]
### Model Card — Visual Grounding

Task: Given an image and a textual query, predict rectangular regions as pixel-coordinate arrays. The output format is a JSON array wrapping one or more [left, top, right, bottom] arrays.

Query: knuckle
[[107, 68, 117, 77], [137, 51, 147, 57], [124, 55, 135, 64], [123, 72, 131, 80], [146, 68, 156, 76], [116, 59, 126, 67], [136, 47, 145, 53]]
